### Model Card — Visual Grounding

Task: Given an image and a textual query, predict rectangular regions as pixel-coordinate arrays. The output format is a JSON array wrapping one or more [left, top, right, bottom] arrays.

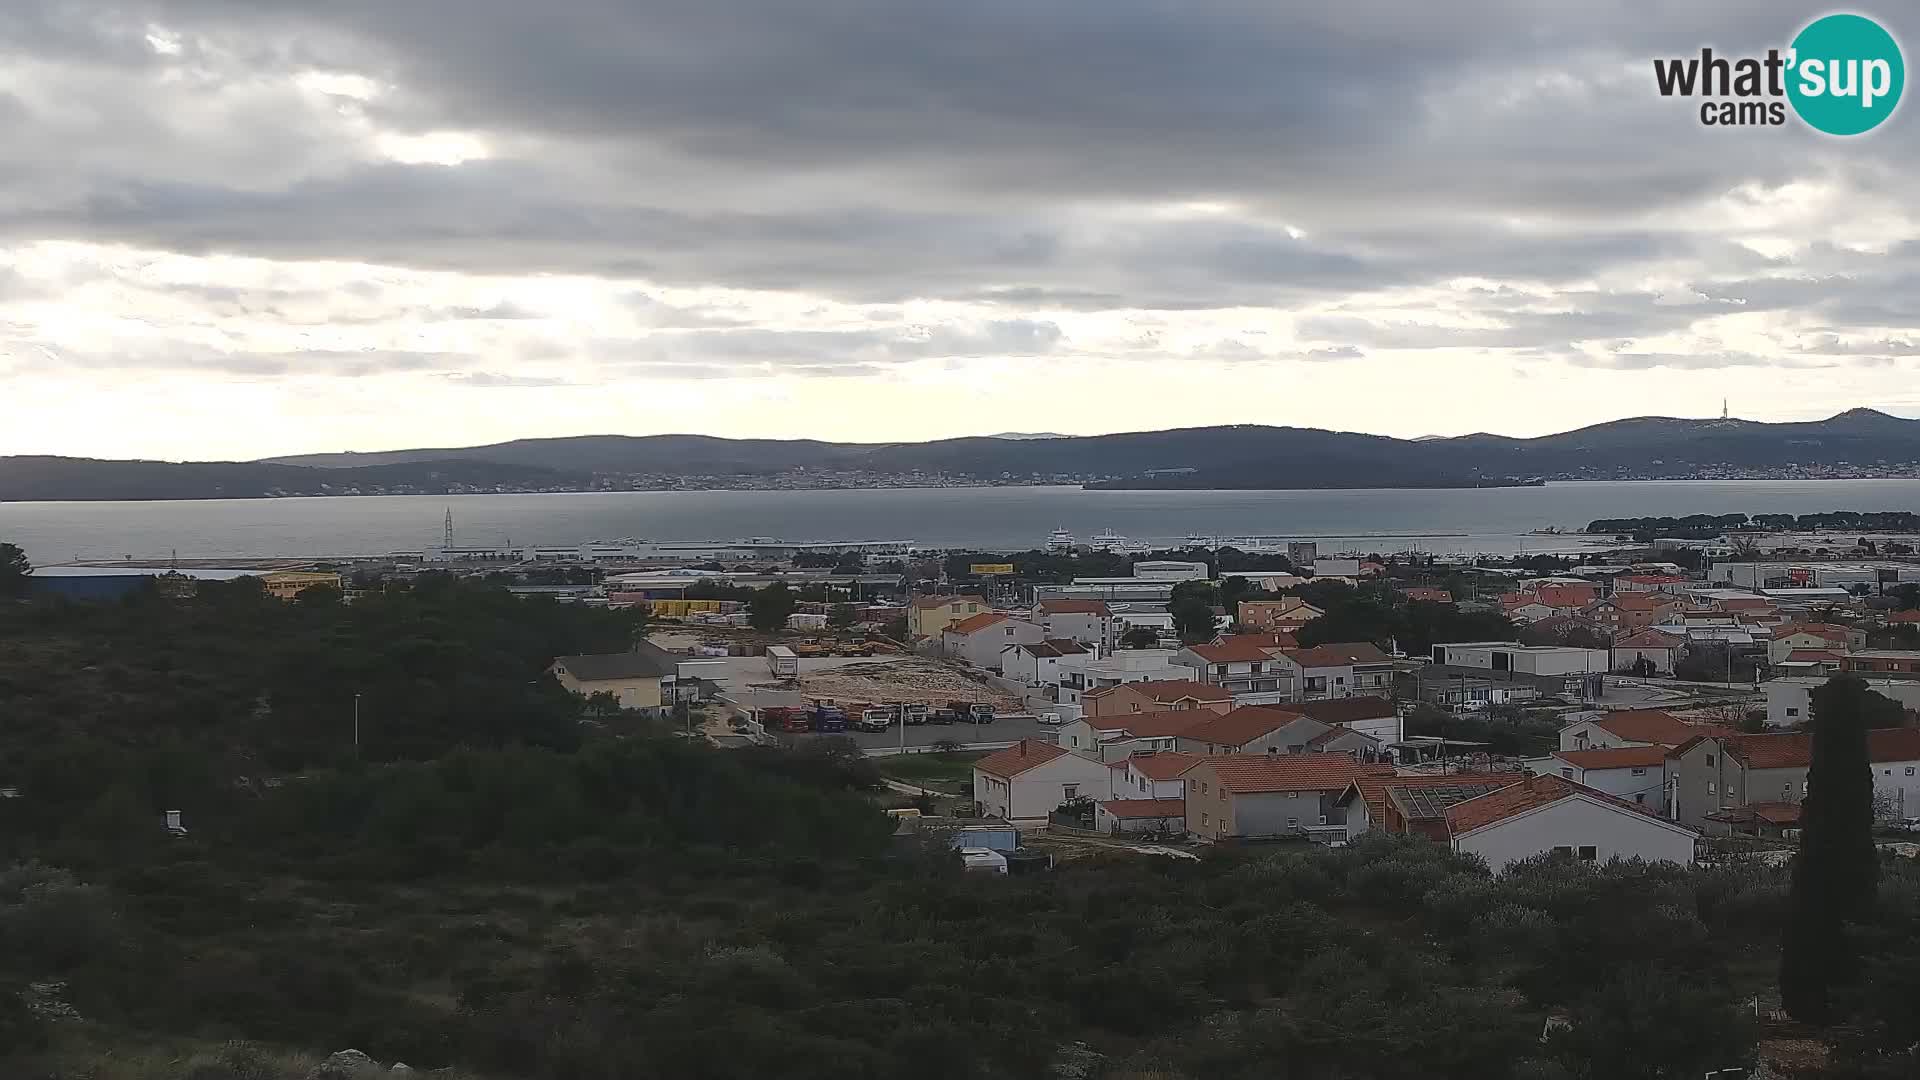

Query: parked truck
[[762, 706, 810, 733], [856, 707, 893, 733], [765, 645, 799, 679], [811, 702, 849, 733]]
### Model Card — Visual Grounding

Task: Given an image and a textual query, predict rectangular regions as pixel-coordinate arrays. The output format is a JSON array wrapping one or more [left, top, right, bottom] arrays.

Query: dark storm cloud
[[1, 0, 1915, 370]]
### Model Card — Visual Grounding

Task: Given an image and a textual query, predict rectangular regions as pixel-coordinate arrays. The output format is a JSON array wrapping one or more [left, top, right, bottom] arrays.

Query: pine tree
[[1780, 675, 1880, 1023], [0, 542, 30, 598]]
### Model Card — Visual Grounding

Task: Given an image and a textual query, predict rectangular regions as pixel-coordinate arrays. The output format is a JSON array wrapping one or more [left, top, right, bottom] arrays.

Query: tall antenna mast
[[1722, 397, 1729, 420], [444, 507, 454, 549]]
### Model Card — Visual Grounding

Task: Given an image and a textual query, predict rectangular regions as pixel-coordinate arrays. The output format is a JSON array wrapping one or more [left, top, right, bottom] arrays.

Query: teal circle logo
[[1787, 13, 1904, 135]]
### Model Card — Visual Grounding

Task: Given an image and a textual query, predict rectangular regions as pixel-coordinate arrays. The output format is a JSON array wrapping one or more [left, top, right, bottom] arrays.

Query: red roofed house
[[1058, 710, 1212, 761], [1441, 774, 1698, 872], [1270, 643, 1396, 700], [1401, 587, 1454, 604], [1887, 609, 1920, 625], [1238, 598, 1324, 633], [1667, 727, 1920, 830], [1558, 709, 1733, 753], [1767, 622, 1864, 664], [1032, 599, 1113, 648], [909, 593, 988, 639], [1081, 679, 1234, 719], [1611, 629, 1686, 676], [1174, 636, 1295, 699], [1176, 706, 1337, 756], [1584, 592, 1681, 634], [1094, 797, 1188, 836], [971, 740, 1116, 822], [942, 612, 1043, 670], [1183, 755, 1393, 842], [1533, 746, 1669, 808], [1336, 773, 1525, 841]]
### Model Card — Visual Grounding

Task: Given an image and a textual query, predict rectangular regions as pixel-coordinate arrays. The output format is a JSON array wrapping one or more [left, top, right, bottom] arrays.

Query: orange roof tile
[[1553, 746, 1669, 770], [1119, 679, 1233, 702], [1083, 711, 1213, 738], [973, 739, 1071, 778], [946, 612, 1009, 635], [1591, 709, 1733, 747], [1703, 728, 1920, 771], [1199, 755, 1391, 794], [1181, 706, 1320, 748], [1443, 773, 1672, 836], [1887, 610, 1920, 624], [1037, 599, 1111, 615], [1280, 642, 1393, 668], [1098, 797, 1187, 819]]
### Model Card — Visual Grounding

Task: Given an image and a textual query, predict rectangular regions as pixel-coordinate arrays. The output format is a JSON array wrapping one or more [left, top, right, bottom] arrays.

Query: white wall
[[1453, 795, 1696, 873], [974, 753, 1116, 820], [1539, 761, 1665, 808]]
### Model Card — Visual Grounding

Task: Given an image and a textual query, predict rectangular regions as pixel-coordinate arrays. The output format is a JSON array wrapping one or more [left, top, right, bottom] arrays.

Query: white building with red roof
[[1532, 746, 1670, 807], [942, 612, 1043, 670], [970, 740, 1115, 822], [1443, 774, 1699, 872]]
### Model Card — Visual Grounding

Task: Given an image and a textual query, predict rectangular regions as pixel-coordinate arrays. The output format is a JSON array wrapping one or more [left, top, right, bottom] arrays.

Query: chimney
[[1019, 742, 1028, 756], [163, 810, 186, 835]]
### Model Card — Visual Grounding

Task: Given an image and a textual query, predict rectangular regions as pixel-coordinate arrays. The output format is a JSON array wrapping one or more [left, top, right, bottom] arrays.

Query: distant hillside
[[8, 410, 1920, 500], [0, 457, 581, 502]]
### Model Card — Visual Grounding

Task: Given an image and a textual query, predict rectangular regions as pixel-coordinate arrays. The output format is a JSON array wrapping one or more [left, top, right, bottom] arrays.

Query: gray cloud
[[1, 0, 1916, 381]]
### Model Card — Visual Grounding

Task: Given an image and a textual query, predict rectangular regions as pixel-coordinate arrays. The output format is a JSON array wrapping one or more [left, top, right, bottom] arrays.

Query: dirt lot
[[790, 657, 1019, 710]]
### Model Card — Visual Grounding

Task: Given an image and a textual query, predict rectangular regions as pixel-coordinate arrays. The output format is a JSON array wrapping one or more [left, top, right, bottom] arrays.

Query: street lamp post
[[353, 693, 361, 756]]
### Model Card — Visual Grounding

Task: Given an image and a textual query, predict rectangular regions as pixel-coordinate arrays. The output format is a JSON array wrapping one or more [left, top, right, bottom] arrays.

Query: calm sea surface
[[5, 480, 1920, 564]]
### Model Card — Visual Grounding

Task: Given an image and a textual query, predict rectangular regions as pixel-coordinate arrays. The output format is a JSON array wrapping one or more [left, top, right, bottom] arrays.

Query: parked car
[[1035, 712, 1064, 726]]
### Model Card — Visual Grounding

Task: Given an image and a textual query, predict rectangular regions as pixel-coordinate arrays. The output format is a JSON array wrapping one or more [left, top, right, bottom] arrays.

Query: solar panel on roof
[[1390, 782, 1512, 820]]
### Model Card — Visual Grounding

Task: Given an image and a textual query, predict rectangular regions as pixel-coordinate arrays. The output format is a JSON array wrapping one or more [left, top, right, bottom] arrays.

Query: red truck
[[762, 706, 810, 733]]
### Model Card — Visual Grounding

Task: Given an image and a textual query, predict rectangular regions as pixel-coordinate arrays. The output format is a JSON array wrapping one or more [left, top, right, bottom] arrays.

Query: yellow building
[[909, 593, 989, 639], [549, 642, 680, 714], [261, 571, 344, 601]]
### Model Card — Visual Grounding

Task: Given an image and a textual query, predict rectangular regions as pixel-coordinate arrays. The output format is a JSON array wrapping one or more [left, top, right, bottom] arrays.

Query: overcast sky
[[3, 1, 1919, 459]]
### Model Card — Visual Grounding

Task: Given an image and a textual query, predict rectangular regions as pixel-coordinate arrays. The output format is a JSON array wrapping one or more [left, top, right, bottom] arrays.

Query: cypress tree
[[1779, 675, 1880, 1023]]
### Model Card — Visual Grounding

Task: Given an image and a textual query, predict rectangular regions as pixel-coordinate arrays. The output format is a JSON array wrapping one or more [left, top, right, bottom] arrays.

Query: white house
[[943, 613, 1044, 670], [1270, 643, 1395, 700], [1000, 638, 1090, 687], [1109, 750, 1201, 800], [1032, 599, 1113, 648], [1530, 746, 1669, 809], [1611, 629, 1686, 676], [1174, 637, 1294, 700], [1058, 710, 1210, 762], [1443, 775, 1699, 873], [1059, 650, 1202, 704], [970, 740, 1116, 822]]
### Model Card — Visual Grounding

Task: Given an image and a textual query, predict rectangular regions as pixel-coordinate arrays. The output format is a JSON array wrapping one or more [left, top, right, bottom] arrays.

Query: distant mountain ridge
[[6, 410, 1920, 500]]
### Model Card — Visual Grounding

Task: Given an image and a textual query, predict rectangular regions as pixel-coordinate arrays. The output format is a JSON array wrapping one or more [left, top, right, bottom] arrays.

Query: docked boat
[[1089, 530, 1127, 551], [1046, 528, 1075, 551]]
